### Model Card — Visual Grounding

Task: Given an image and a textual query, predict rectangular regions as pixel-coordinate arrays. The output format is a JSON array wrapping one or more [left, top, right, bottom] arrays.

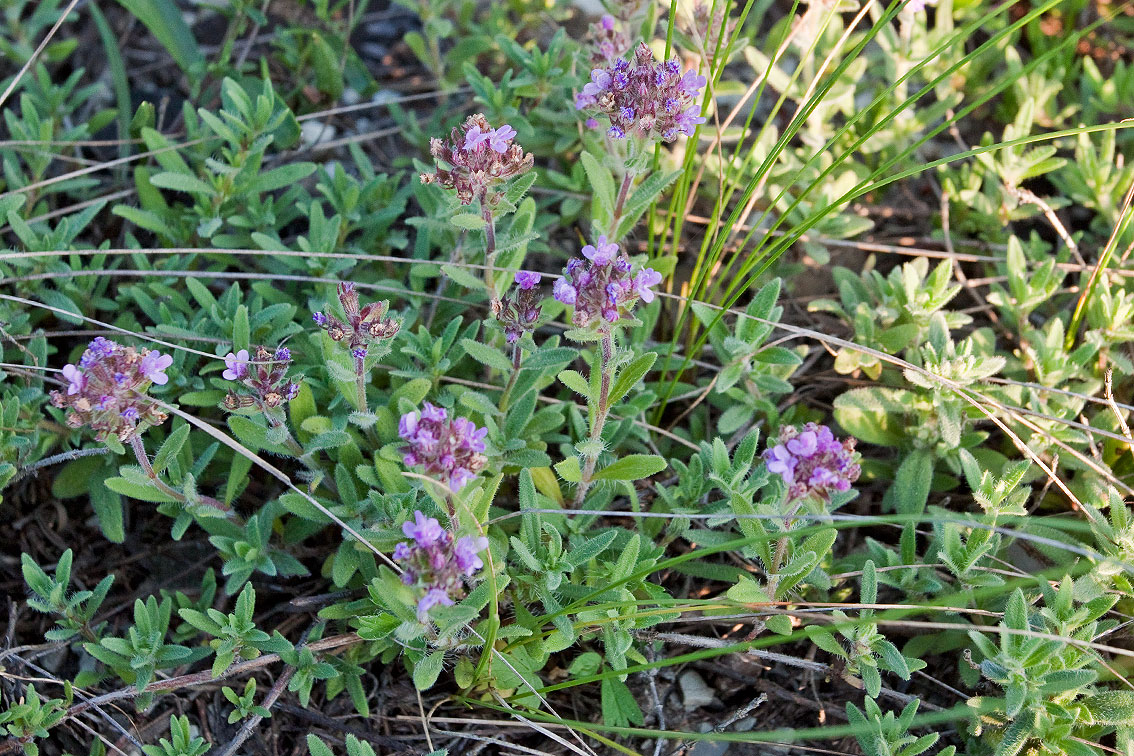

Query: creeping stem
[[574, 330, 615, 506]]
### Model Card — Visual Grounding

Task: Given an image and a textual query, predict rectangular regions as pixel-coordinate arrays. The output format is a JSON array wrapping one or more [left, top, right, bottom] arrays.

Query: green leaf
[[440, 263, 484, 291], [1084, 691, 1134, 725], [522, 347, 577, 371], [153, 424, 190, 475], [233, 305, 250, 352], [306, 735, 335, 756], [554, 456, 582, 483], [888, 449, 934, 515], [805, 626, 846, 657], [248, 163, 317, 194], [450, 213, 487, 230], [91, 475, 125, 543], [310, 32, 344, 100], [727, 576, 770, 604], [580, 151, 616, 228], [608, 351, 657, 406], [116, 0, 204, 75], [765, 615, 793, 635], [557, 369, 590, 398], [460, 338, 513, 371], [104, 476, 179, 503], [149, 171, 216, 196], [613, 169, 681, 240], [52, 454, 109, 499], [601, 676, 644, 727], [592, 454, 667, 482], [833, 388, 913, 447], [413, 651, 445, 691]]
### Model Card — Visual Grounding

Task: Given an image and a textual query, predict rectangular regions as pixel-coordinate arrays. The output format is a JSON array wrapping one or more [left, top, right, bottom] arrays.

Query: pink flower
[[464, 124, 490, 150], [633, 268, 663, 303], [556, 238, 660, 329], [514, 270, 542, 290], [575, 43, 707, 143], [223, 349, 250, 381], [417, 588, 454, 618], [61, 364, 85, 395], [553, 279, 578, 305], [488, 125, 517, 153], [582, 235, 619, 266], [139, 351, 173, 385], [399, 404, 488, 490], [393, 511, 489, 621], [421, 114, 533, 205], [763, 423, 860, 503], [454, 535, 489, 575], [403, 511, 445, 547], [50, 338, 170, 441]]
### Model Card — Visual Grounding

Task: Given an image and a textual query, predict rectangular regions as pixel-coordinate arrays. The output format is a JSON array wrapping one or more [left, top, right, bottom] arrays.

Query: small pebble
[[679, 670, 717, 711], [300, 121, 338, 148]]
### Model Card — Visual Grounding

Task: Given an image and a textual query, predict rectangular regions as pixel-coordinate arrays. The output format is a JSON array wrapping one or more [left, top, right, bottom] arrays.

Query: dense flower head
[[50, 337, 170, 441], [682, 0, 737, 67], [399, 403, 488, 491], [763, 423, 861, 502], [420, 113, 534, 206], [222, 346, 300, 411], [575, 43, 707, 142], [585, 13, 631, 64], [553, 236, 662, 330], [492, 272, 544, 344], [312, 282, 400, 359], [394, 510, 489, 620]]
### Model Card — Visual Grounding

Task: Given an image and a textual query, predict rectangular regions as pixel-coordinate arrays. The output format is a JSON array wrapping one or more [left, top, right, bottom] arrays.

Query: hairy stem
[[574, 330, 615, 507], [498, 341, 523, 412], [611, 171, 636, 237], [766, 500, 806, 598], [482, 203, 499, 301], [129, 434, 232, 515], [266, 414, 336, 495], [353, 351, 369, 414]]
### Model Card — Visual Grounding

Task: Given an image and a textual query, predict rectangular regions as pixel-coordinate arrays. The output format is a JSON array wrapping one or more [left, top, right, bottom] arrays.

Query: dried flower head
[[553, 236, 662, 330], [312, 282, 400, 355], [492, 271, 544, 344], [50, 337, 171, 441], [399, 403, 488, 492], [575, 43, 706, 142], [223, 346, 300, 411], [393, 510, 489, 620], [763, 423, 861, 502], [419, 113, 534, 206], [585, 14, 631, 65]]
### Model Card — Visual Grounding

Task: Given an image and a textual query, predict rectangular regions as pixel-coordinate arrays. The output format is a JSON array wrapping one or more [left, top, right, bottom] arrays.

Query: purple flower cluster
[[763, 423, 861, 502], [575, 43, 707, 142], [222, 346, 300, 411], [492, 271, 543, 344], [419, 113, 534, 206], [399, 403, 488, 491], [312, 282, 399, 361], [553, 236, 663, 329], [394, 511, 489, 620], [585, 14, 630, 65], [50, 337, 171, 441]]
